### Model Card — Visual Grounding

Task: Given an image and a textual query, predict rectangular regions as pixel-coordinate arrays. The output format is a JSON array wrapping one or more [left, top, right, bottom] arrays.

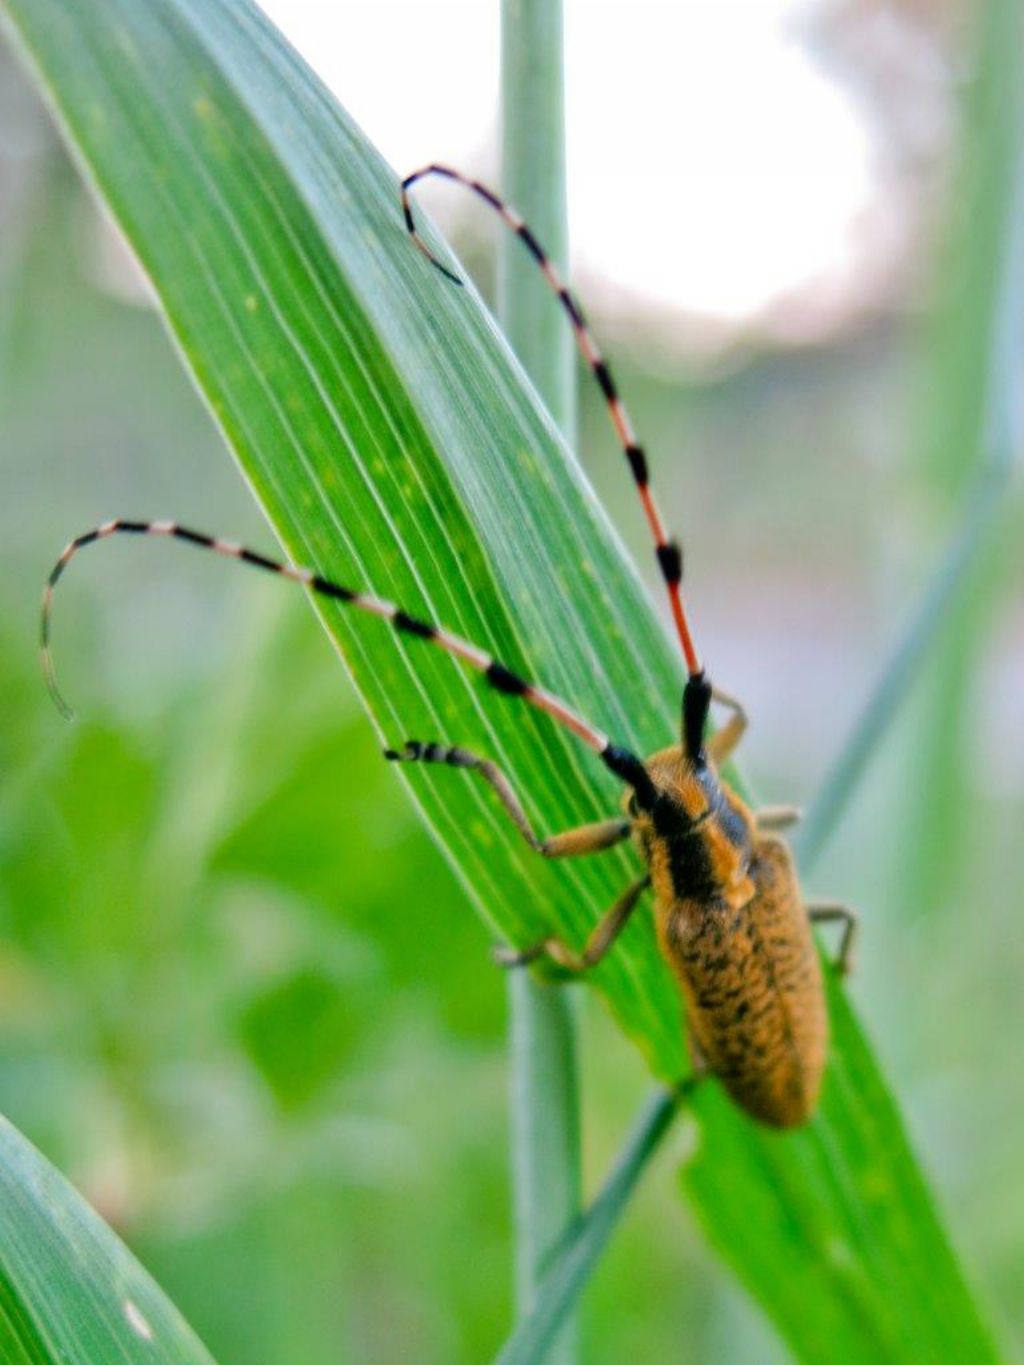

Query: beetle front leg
[[385, 740, 631, 858], [495, 875, 651, 972], [706, 685, 747, 766], [807, 901, 858, 975], [756, 805, 802, 832]]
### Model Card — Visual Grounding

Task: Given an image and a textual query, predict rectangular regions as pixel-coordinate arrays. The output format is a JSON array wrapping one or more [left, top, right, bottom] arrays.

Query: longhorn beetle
[[42, 165, 856, 1129]]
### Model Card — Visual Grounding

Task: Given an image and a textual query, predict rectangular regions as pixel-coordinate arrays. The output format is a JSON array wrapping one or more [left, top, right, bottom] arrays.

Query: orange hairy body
[[632, 747, 827, 1128]]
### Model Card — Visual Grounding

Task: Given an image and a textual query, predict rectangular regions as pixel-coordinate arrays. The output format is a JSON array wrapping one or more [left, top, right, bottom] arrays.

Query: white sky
[[258, 0, 873, 322]]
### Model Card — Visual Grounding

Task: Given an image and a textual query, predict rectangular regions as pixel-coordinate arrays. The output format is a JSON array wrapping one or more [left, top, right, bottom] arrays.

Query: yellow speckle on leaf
[[123, 1298, 154, 1342], [471, 820, 495, 847], [244, 294, 259, 314], [825, 1236, 857, 1271], [193, 95, 214, 121]]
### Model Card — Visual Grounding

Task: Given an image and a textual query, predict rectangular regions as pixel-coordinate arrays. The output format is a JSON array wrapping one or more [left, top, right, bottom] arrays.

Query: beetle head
[[611, 672, 717, 827], [625, 742, 718, 828]]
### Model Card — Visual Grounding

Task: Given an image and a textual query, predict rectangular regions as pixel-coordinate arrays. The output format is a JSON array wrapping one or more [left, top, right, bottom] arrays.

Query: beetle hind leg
[[807, 901, 858, 975]]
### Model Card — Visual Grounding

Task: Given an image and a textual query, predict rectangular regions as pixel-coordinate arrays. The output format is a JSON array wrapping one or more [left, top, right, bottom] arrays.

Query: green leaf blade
[[1, 0, 1001, 1358], [0, 1117, 215, 1364], [6, 0, 689, 1079], [686, 982, 1000, 1361]]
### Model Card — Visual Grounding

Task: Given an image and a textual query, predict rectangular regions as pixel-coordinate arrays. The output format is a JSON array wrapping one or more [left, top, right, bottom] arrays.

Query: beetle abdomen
[[658, 835, 827, 1128]]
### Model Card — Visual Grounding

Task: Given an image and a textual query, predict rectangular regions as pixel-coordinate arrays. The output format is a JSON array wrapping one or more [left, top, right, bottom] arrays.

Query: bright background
[[1, 2, 1021, 1361]]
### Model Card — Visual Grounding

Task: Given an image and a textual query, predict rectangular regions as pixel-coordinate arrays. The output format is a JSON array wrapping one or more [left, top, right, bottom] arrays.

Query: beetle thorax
[[627, 745, 757, 909]]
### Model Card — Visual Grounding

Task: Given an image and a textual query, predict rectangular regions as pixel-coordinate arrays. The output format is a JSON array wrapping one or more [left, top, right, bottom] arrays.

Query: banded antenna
[[401, 163, 702, 679], [40, 520, 657, 805]]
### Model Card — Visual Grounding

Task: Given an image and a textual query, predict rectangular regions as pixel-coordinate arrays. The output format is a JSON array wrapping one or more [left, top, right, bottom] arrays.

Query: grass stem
[[499, 3, 581, 1361], [496, 1089, 681, 1365]]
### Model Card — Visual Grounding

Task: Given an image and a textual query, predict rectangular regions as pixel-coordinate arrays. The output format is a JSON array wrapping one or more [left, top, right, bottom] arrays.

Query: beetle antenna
[[401, 163, 702, 678], [682, 672, 712, 762], [40, 520, 657, 803]]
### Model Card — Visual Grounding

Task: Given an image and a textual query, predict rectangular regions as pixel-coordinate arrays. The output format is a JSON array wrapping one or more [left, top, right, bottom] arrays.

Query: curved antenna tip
[[412, 236, 463, 286], [402, 185, 464, 287], [433, 261, 463, 287], [41, 646, 75, 722]]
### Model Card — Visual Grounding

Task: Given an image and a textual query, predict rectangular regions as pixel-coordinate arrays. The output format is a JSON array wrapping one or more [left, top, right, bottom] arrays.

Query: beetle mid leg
[[385, 741, 631, 858], [807, 901, 858, 975], [685, 1029, 711, 1082], [706, 685, 747, 766], [756, 805, 802, 831], [494, 875, 651, 972]]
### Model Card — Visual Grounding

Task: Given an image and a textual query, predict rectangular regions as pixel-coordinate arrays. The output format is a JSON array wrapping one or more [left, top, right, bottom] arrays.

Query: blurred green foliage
[[0, 15, 1021, 1363]]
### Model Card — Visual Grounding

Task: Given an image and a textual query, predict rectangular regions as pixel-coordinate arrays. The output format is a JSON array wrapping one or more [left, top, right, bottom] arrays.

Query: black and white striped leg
[[808, 902, 858, 975], [494, 874, 651, 972], [385, 741, 631, 859]]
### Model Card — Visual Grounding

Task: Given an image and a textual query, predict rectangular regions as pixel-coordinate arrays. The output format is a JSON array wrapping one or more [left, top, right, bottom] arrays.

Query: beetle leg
[[807, 901, 858, 975], [494, 875, 651, 972], [685, 1029, 710, 1080], [706, 685, 747, 765], [385, 741, 631, 858], [756, 804, 802, 831]]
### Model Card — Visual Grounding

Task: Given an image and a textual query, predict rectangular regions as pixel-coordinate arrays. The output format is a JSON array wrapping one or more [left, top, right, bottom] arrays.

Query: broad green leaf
[[0, 0, 999, 1358], [0, 1115, 214, 1363]]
